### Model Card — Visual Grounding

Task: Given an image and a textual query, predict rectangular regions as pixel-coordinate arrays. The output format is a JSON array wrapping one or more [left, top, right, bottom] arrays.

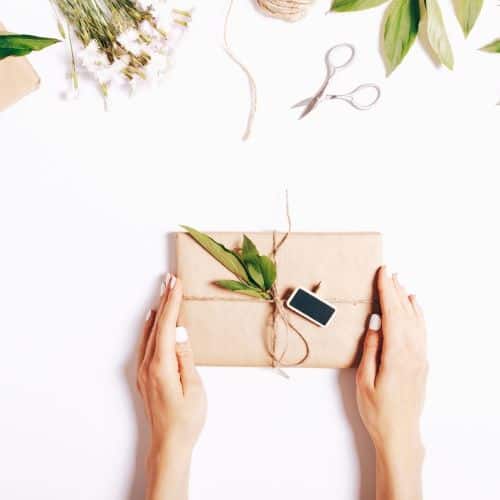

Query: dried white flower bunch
[[51, 0, 192, 105]]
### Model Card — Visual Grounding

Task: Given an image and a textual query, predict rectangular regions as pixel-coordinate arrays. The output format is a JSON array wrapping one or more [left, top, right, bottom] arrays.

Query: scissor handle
[[325, 43, 356, 75], [331, 83, 381, 110]]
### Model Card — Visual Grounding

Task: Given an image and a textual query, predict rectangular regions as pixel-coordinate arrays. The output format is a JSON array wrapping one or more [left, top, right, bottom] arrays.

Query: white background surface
[[1, 0, 500, 499]]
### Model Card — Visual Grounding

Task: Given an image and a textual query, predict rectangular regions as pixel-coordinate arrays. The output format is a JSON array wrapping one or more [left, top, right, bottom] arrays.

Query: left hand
[[356, 267, 427, 452], [137, 274, 207, 461]]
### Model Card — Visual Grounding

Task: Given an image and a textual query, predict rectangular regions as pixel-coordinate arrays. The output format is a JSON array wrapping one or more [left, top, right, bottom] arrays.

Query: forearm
[[375, 438, 425, 500], [146, 443, 192, 500]]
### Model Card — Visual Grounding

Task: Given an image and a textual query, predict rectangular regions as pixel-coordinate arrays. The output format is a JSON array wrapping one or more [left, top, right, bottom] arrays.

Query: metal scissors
[[293, 43, 381, 119]]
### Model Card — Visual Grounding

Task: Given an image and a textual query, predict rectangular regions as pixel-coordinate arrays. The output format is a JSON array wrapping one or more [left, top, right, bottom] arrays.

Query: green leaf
[[0, 47, 32, 59], [383, 0, 421, 74], [215, 280, 270, 299], [245, 259, 266, 289], [480, 39, 500, 53], [258, 256, 277, 290], [240, 235, 265, 289], [241, 235, 259, 261], [0, 34, 60, 61], [331, 0, 389, 12], [455, 0, 483, 37], [425, 0, 454, 70], [181, 226, 249, 283]]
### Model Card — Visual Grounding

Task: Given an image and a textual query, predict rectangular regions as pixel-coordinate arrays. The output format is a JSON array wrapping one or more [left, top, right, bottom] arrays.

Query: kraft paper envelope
[[177, 232, 383, 368], [0, 22, 40, 111]]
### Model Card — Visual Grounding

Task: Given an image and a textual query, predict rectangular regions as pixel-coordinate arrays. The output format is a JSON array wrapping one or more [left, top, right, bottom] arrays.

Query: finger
[[377, 266, 400, 317], [138, 309, 156, 368], [142, 274, 172, 371], [357, 314, 382, 390], [409, 294, 425, 320], [175, 328, 201, 391], [392, 273, 412, 311], [155, 276, 184, 363], [137, 310, 156, 420]]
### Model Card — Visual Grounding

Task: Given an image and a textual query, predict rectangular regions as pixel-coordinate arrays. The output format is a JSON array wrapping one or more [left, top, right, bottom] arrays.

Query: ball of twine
[[256, 0, 315, 21]]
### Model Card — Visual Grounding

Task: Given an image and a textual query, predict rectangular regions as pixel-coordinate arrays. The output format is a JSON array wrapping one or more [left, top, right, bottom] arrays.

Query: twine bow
[[265, 196, 311, 377]]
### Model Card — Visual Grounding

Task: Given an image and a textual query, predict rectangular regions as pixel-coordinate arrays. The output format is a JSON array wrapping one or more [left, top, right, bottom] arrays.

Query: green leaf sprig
[[0, 34, 60, 61], [331, 0, 455, 74], [181, 226, 277, 300]]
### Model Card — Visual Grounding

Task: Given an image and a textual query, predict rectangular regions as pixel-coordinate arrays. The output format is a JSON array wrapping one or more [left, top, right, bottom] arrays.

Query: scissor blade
[[298, 96, 319, 119], [291, 97, 312, 109]]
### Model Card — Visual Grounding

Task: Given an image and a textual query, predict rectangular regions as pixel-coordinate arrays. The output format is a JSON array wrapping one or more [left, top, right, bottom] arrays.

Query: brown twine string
[[183, 296, 371, 304], [222, 0, 314, 141], [267, 195, 311, 370], [223, 0, 257, 141]]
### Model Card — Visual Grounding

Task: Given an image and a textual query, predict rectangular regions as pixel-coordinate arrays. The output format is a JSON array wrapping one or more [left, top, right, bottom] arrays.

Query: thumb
[[175, 327, 200, 388], [357, 314, 382, 390]]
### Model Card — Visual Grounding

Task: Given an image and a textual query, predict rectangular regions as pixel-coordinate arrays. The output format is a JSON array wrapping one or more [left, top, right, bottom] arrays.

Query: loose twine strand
[[223, 0, 314, 141], [223, 0, 257, 141]]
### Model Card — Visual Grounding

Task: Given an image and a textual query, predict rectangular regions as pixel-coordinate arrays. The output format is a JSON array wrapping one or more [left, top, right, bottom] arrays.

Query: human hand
[[356, 266, 427, 500], [137, 274, 207, 500]]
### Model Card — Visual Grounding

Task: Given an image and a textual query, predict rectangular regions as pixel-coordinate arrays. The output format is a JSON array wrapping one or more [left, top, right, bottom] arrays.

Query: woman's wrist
[[374, 435, 425, 500], [147, 437, 193, 474], [146, 441, 193, 500], [374, 430, 424, 458]]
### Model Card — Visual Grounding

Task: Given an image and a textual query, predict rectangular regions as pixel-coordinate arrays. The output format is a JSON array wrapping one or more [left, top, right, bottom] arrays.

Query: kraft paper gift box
[[0, 22, 40, 111], [177, 231, 383, 368]]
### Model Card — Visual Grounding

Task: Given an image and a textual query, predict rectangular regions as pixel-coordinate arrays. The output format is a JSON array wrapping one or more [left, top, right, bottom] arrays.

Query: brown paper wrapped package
[[0, 23, 40, 111], [177, 232, 383, 368]]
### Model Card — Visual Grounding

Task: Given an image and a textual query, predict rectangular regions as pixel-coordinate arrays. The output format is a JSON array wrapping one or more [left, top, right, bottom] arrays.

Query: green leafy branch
[[331, 0, 484, 74], [0, 34, 60, 61], [181, 226, 277, 300]]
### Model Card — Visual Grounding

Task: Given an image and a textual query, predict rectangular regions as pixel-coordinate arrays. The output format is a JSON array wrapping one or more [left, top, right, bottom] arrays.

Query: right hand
[[356, 266, 428, 455], [137, 274, 207, 459]]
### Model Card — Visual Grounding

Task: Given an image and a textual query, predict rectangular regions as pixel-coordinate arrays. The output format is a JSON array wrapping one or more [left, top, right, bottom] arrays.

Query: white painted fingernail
[[145, 309, 152, 321], [369, 313, 382, 331], [169, 275, 177, 290], [175, 326, 188, 343]]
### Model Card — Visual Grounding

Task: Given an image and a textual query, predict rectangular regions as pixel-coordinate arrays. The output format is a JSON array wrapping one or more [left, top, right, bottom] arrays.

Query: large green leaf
[[181, 226, 249, 283], [332, 0, 389, 12], [0, 34, 60, 61], [258, 256, 277, 291], [455, 0, 483, 37], [383, 0, 421, 74], [481, 39, 500, 53], [426, 0, 454, 69], [215, 280, 270, 299], [0, 47, 32, 59]]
